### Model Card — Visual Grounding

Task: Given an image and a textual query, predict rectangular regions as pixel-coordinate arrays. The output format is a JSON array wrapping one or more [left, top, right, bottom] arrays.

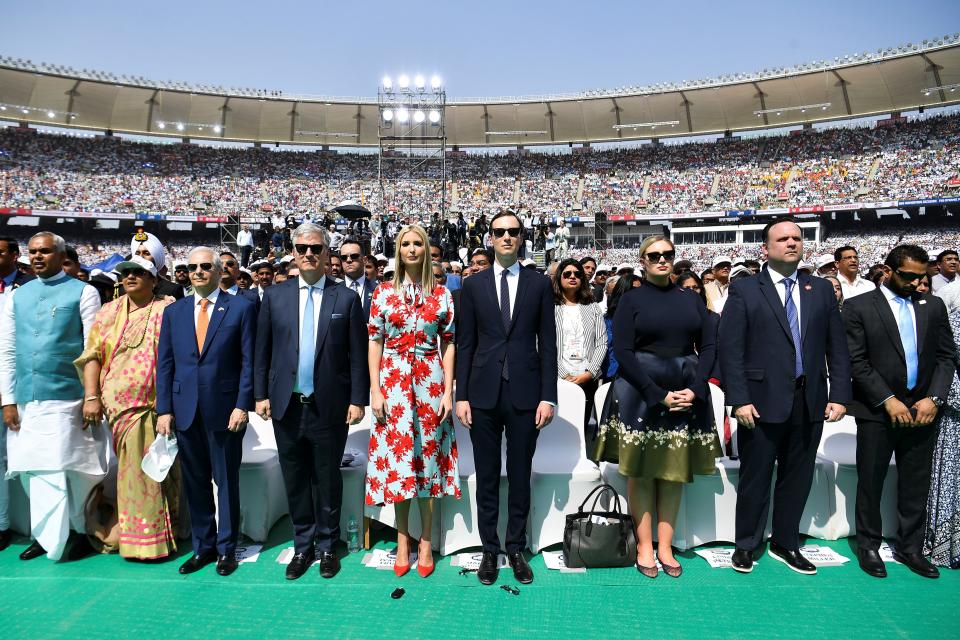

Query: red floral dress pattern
[[365, 282, 461, 506]]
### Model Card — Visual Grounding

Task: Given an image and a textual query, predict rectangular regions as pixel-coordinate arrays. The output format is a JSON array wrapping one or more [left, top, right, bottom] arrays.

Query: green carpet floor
[[1, 519, 957, 640]]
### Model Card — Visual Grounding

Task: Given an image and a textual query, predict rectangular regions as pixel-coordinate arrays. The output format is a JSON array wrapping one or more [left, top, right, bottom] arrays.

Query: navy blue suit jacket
[[455, 265, 558, 410], [718, 267, 852, 424], [156, 291, 257, 430], [254, 278, 369, 426]]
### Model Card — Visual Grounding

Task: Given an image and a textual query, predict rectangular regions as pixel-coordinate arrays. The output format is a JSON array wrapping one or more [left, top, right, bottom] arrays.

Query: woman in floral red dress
[[367, 224, 460, 578]]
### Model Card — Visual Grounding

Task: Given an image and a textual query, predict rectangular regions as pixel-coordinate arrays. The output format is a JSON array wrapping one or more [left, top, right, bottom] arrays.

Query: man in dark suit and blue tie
[[719, 218, 851, 575], [254, 223, 368, 580], [843, 244, 954, 579], [156, 246, 257, 577], [339, 238, 376, 319], [456, 210, 557, 586]]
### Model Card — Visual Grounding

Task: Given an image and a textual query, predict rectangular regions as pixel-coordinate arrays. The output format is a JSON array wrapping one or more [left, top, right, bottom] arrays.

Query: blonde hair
[[392, 224, 436, 291], [638, 235, 674, 261]]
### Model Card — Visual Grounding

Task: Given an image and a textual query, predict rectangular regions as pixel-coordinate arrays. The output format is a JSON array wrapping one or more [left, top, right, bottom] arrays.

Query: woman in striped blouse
[[553, 258, 607, 435]]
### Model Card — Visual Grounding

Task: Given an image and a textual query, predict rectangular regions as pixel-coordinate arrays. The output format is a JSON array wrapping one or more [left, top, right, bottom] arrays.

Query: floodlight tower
[[377, 74, 447, 223]]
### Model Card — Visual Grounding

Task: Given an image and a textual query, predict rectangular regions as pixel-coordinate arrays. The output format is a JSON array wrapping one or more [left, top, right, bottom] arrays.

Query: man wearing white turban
[[131, 231, 183, 300]]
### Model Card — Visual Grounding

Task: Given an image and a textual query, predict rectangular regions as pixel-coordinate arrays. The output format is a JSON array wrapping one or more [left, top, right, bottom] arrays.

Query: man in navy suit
[[338, 238, 376, 319], [456, 210, 557, 586], [254, 223, 368, 580], [719, 218, 851, 575], [219, 250, 261, 310], [156, 246, 256, 577]]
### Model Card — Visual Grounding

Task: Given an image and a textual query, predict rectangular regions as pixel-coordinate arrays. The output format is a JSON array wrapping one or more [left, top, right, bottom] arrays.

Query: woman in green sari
[[75, 256, 179, 560]]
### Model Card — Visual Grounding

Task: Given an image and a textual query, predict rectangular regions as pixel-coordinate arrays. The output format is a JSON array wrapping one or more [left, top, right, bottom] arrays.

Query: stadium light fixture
[[176, 123, 185, 131], [922, 83, 960, 95], [428, 109, 441, 124], [485, 130, 547, 136], [382, 108, 394, 122], [396, 108, 410, 123], [382, 75, 393, 90], [398, 75, 410, 90], [213, 125, 222, 133], [414, 75, 425, 90], [295, 130, 360, 138], [754, 102, 831, 117], [430, 75, 442, 89], [612, 121, 680, 130], [157, 121, 166, 129], [46, 111, 55, 118], [413, 110, 425, 124]]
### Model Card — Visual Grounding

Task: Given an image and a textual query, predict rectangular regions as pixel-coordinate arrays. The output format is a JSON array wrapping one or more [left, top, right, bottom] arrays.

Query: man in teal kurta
[[0, 232, 105, 561]]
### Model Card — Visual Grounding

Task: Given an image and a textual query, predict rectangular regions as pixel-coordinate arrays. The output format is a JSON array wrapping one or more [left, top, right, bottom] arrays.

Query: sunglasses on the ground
[[491, 227, 522, 238], [295, 243, 325, 255]]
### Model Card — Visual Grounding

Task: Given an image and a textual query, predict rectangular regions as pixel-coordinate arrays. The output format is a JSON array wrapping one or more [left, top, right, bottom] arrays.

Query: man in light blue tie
[[254, 223, 368, 580], [844, 244, 955, 580]]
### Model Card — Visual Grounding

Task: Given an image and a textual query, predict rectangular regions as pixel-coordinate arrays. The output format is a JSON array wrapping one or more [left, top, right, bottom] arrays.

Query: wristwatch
[[929, 396, 944, 408]]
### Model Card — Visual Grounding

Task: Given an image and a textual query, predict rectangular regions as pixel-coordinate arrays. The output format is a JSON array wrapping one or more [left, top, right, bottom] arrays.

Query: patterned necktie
[[783, 278, 804, 378], [897, 296, 919, 390], [196, 298, 209, 352], [500, 269, 511, 380], [298, 286, 316, 396]]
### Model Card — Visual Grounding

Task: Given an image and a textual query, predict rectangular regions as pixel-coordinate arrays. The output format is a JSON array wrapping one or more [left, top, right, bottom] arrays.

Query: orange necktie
[[196, 298, 210, 352]]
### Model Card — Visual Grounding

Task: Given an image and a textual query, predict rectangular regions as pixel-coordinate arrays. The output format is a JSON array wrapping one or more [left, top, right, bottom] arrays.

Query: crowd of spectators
[[1, 113, 958, 219]]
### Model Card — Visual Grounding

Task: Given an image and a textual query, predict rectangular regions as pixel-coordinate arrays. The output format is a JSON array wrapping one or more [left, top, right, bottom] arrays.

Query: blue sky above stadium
[[4, 0, 959, 98]]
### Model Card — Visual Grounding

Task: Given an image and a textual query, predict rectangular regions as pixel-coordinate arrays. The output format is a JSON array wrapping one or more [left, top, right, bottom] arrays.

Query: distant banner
[[898, 196, 960, 207]]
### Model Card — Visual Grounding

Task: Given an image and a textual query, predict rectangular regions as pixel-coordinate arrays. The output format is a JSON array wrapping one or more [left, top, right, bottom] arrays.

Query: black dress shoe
[[768, 542, 817, 575], [0, 529, 12, 552], [19, 541, 46, 561], [857, 549, 887, 578], [318, 551, 340, 579], [216, 554, 239, 576], [179, 551, 217, 575], [65, 534, 96, 561], [893, 550, 940, 579], [286, 553, 311, 580], [731, 548, 753, 573], [508, 551, 534, 584], [477, 551, 499, 585]]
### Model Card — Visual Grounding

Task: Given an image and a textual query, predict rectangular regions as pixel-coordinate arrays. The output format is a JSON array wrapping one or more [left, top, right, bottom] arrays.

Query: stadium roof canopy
[[1, 35, 959, 148]]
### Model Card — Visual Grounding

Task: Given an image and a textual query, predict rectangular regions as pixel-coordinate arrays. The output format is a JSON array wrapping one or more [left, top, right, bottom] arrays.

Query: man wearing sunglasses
[[254, 223, 368, 580], [843, 244, 954, 580], [156, 247, 257, 578], [218, 251, 260, 311], [339, 239, 375, 320], [456, 210, 557, 587]]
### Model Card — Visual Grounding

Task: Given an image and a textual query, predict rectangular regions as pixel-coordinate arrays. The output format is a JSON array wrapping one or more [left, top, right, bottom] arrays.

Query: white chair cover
[[529, 379, 601, 552]]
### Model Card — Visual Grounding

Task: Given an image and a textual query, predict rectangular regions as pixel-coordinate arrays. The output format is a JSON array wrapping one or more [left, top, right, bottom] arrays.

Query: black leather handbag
[[563, 484, 638, 569]]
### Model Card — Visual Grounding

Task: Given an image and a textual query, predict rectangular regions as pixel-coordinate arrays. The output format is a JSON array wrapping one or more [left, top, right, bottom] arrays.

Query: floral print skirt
[[592, 352, 721, 483]]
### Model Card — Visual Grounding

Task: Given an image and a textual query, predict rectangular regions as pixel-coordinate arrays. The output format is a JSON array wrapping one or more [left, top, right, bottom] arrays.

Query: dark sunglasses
[[187, 263, 214, 272], [561, 270, 581, 279], [120, 268, 149, 278], [491, 227, 522, 238], [295, 243, 325, 255], [645, 250, 676, 263], [340, 252, 362, 262], [895, 270, 925, 282], [223, 260, 237, 268]]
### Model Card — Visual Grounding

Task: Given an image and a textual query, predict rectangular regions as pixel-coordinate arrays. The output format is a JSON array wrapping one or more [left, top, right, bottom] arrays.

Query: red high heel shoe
[[417, 542, 435, 578], [394, 536, 413, 577]]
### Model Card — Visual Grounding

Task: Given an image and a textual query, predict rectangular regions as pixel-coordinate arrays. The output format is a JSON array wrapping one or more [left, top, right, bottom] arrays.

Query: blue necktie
[[500, 269, 511, 380], [896, 296, 918, 390], [783, 278, 804, 378], [298, 285, 316, 396]]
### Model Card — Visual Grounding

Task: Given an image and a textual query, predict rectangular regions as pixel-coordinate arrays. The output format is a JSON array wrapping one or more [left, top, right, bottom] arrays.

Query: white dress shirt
[[193, 288, 221, 328], [492, 260, 521, 317], [298, 276, 325, 338], [344, 275, 366, 297], [932, 272, 956, 293], [768, 267, 802, 331], [0, 271, 100, 404], [236, 229, 254, 248], [879, 284, 917, 344], [839, 273, 876, 300], [222, 284, 239, 296]]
